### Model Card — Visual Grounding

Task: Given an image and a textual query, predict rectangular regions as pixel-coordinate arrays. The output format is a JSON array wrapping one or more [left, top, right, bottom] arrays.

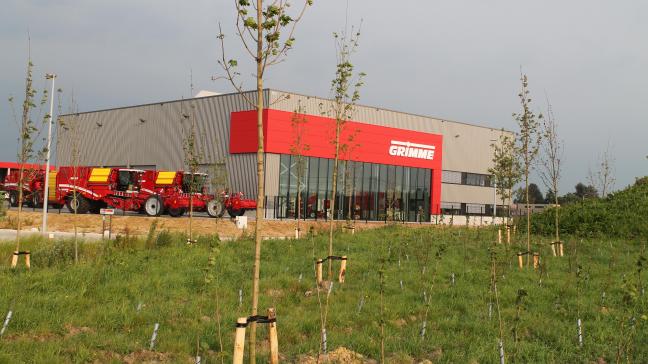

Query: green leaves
[[243, 17, 258, 29], [228, 59, 238, 67]]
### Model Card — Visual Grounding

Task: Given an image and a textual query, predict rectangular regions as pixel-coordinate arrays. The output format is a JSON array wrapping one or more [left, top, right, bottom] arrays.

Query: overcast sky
[[1, 0, 647, 194]]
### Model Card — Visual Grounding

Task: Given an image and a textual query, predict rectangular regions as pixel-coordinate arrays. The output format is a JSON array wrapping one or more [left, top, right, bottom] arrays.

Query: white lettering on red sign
[[388, 140, 435, 160]]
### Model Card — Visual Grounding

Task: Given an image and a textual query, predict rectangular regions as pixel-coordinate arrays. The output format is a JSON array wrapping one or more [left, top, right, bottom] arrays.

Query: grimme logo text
[[388, 140, 435, 160]]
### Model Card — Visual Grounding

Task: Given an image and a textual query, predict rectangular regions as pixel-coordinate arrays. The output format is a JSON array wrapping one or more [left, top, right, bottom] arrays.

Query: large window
[[442, 170, 491, 187], [273, 154, 432, 222]]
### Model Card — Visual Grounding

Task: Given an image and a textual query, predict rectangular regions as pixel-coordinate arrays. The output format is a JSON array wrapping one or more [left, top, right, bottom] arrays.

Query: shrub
[[529, 176, 648, 238]]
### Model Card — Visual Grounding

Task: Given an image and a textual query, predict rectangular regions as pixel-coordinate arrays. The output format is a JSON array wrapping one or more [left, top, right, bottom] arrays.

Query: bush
[[529, 176, 648, 238]]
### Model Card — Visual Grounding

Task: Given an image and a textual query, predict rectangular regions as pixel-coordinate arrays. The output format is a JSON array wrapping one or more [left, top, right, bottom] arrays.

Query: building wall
[[267, 90, 511, 205], [56, 88, 510, 208], [57, 90, 269, 197]]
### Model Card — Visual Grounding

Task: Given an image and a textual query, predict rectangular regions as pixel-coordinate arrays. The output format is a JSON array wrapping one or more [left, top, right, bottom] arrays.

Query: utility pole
[[42, 73, 56, 235]]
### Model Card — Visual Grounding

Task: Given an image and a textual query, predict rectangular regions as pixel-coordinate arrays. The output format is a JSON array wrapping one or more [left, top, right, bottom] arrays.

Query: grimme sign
[[230, 109, 443, 170], [388, 140, 436, 160], [230, 108, 444, 214]]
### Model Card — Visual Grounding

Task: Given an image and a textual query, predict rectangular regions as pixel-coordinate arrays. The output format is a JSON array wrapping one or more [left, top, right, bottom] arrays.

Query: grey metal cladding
[[56, 90, 269, 198]]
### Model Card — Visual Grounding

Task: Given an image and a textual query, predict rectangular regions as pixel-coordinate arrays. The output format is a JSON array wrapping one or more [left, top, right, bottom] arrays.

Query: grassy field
[[0, 224, 646, 363]]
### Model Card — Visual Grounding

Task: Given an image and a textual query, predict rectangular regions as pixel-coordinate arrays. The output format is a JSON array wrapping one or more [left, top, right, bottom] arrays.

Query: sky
[[1, 0, 647, 195]]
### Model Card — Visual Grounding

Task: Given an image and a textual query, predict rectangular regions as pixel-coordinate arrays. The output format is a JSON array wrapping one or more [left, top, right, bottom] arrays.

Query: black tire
[[227, 208, 243, 218], [144, 196, 164, 217], [32, 191, 42, 208], [9, 191, 19, 207], [67, 195, 90, 214], [168, 207, 186, 217], [89, 201, 106, 214], [25, 193, 34, 208], [206, 199, 225, 218]]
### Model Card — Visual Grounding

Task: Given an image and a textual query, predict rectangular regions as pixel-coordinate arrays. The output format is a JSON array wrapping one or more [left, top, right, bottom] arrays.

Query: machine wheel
[[227, 208, 244, 218], [67, 195, 90, 214], [168, 207, 186, 217], [31, 191, 42, 208], [89, 201, 106, 214], [144, 196, 164, 217], [9, 191, 19, 207], [25, 193, 34, 208], [206, 200, 225, 218]]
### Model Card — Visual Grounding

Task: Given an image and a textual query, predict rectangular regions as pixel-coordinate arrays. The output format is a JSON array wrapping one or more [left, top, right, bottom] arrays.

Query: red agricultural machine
[[138, 170, 257, 218], [37, 167, 148, 214], [220, 191, 257, 217], [139, 170, 221, 217], [10, 164, 257, 218], [2, 168, 47, 208]]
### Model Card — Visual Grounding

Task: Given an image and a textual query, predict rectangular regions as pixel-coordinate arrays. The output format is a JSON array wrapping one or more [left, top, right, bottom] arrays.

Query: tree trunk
[[525, 166, 531, 267], [15, 167, 25, 253], [296, 161, 301, 238], [554, 185, 559, 243], [249, 1, 264, 361], [328, 120, 341, 280]]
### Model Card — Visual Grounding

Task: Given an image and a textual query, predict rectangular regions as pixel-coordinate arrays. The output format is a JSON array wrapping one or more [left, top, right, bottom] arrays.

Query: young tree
[[57, 94, 82, 263], [215, 1, 312, 361], [9, 55, 49, 257], [488, 131, 520, 224], [327, 27, 365, 278], [539, 100, 563, 243], [289, 102, 310, 238], [588, 143, 616, 198], [181, 100, 205, 244], [513, 74, 542, 266]]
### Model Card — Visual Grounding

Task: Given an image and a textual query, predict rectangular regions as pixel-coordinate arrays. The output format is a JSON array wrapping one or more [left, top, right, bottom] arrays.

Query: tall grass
[[0, 226, 645, 363]]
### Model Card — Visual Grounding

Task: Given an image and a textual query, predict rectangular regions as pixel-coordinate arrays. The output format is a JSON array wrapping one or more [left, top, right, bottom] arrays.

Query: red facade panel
[[230, 109, 443, 214]]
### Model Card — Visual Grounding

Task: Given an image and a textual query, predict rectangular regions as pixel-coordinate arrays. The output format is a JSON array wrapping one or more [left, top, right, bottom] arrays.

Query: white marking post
[[0, 310, 13, 336], [150, 323, 160, 350]]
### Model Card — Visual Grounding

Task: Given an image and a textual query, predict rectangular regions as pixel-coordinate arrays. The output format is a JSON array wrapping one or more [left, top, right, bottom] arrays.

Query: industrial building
[[57, 89, 509, 222]]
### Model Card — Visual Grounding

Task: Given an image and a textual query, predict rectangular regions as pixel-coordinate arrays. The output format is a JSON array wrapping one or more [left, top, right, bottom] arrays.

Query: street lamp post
[[42, 73, 56, 235]]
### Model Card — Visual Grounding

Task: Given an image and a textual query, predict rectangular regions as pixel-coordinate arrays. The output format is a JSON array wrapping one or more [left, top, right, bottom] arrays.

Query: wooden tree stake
[[532, 253, 539, 269], [316, 259, 323, 286], [550, 242, 557, 256], [268, 308, 279, 364], [498, 228, 502, 244], [11, 251, 31, 269], [559, 242, 564, 257], [338, 256, 347, 283], [506, 227, 511, 244], [517, 252, 524, 269], [233, 317, 247, 364]]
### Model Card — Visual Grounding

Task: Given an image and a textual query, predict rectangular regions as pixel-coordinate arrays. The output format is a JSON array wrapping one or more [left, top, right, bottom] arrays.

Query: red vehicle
[[37, 166, 147, 214], [139, 171, 257, 218], [139, 170, 222, 218], [2, 168, 46, 207], [220, 190, 257, 217]]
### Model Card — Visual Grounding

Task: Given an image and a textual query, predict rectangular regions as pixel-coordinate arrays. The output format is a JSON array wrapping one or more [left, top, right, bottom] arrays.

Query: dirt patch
[[64, 323, 94, 338], [4, 331, 58, 342], [297, 347, 376, 364], [122, 350, 172, 364], [1, 210, 389, 239]]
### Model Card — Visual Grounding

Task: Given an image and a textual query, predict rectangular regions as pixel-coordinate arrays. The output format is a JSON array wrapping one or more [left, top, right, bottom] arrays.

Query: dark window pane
[[306, 157, 319, 218]]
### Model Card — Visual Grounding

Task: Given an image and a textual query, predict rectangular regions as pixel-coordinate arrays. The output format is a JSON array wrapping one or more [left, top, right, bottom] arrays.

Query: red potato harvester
[[138, 170, 257, 218]]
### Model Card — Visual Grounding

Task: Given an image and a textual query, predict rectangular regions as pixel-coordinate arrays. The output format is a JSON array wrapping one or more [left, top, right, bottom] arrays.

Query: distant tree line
[[514, 182, 600, 205]]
